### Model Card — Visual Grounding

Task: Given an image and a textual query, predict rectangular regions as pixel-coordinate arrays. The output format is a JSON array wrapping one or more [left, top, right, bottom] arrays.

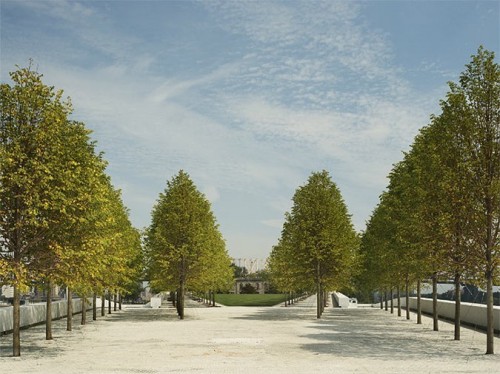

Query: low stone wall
[[400, 297, 500, 331], [332, 292, 350, 308], [332, 292, 358, 308], [0, 298, 94, 333]]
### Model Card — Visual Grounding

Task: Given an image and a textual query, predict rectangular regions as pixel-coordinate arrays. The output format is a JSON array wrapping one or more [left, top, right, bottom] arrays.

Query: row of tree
[[0, 65, 143, 356], [268, 171, 359, 318], [144, 170, 234, 319], [358, 47, 499, 354]]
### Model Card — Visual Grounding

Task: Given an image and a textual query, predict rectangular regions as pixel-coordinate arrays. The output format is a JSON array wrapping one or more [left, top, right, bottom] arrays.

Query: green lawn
[[214, 294, 288, 307]]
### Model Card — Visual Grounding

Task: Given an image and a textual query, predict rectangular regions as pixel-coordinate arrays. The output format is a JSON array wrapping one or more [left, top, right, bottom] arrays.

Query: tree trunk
[[316, 282, 322, 319], [432, 273, 438, 331], [178, 283, 185, 320], [108, 291, 112, 314], [46, 281, 53, 340], [486, 269, 494, 354], [397, 285, 402, 317], [13, 284, 21, 357], [390, 288, 394, 314], [384, 290, 388, 311], [178, 256, 186, 319], [81, 294, 87, 325], [405, 278, 410, 320], [211, 291, 216, 307], [113, 291, 117, 312], [485, 196, 495, 354], [119, 292, 122, 310], [417, 280, 422, 324], [316, 260, 322, 319], [176, 289, 181, 316], [101, 294, 105, 317], [67, 288, 73, 332], [454, 273, 461, 341], [380, 291, 383, 309], [93, 293, 97, 321]]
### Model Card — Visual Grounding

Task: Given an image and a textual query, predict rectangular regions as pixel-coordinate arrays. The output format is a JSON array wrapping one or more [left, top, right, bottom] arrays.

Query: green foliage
[[239, 283, 258, 294], [0, 64, 143, 354], [145, 171, 233, 315], [231, 264, 248, 278], [360, 47, 500, 289], [359, 47, 499, 352], [269, 171, 360, 300], [1, 65, 75, 288]]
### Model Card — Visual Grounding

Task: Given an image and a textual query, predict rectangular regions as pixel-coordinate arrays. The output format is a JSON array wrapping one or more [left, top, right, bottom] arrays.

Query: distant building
[[232, 277, 268, 294]]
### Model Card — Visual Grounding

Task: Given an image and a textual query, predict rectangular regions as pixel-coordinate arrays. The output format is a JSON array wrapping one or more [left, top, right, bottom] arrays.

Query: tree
[[39, 120, 111, 336], [449, 47, 500, 354], [268, 238, 306, 296], [189, 228, 233, 305], [359, 47, 499, 354], [145, 170, 232, 319], [417, 100, 478, 339], [269, 171, 359, 318], [412, 47, 499, 351], [0, 65, 78, 355], [0, 64, 143, 353], [231, 264, 248, 278], [358, 196, 399, 308]]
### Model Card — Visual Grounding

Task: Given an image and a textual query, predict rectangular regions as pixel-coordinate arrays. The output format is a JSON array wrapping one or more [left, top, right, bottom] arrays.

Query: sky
[[1, 0, 499, 260]]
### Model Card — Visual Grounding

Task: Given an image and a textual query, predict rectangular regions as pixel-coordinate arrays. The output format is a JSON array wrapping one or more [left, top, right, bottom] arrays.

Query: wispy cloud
[[28, 0, 430, 236], [2, 0, 475, 257], [261, 219, 284, 229], [18, 0, 95, 21]]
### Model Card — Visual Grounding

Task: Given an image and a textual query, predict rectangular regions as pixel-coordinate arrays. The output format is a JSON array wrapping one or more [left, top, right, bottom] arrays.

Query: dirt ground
[[1, 296, 499, 373]]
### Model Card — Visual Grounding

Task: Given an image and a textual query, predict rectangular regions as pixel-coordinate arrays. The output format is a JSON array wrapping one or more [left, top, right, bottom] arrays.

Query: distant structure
[[232, 258, 267, 274], [231, 258, 269, 294], [233, 278, 268, 294]]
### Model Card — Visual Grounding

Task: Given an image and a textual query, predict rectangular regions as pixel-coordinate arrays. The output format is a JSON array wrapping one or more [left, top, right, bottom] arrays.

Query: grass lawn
[[214, 294, 288, 307]]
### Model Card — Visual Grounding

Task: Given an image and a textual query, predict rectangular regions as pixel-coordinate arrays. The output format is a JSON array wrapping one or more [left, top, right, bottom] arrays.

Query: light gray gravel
[[1, 295, 499, 373]]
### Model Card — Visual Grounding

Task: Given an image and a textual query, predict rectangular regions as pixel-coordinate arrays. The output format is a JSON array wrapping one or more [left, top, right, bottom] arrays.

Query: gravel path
[[1, 296, 499, 373]]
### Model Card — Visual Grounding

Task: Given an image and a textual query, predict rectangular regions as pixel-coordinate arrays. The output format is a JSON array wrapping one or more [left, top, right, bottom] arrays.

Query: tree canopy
[[0, 65, 143, 355], [359, 46, 499, 354], [145, 170, 233, 319], [268, 170, 359, 318]]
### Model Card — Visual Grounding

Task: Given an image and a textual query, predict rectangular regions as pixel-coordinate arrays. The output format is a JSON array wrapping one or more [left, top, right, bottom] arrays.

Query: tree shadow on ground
[[230, 306, 318, 321], [0, 306, 178, 358], [299, 308, 488, 362], [0, 318, 86, 358], [103, 307, 177, 323]]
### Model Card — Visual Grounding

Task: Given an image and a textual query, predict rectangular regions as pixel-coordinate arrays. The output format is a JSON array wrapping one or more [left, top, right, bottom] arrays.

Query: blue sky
[[1, 0, 499, 259]]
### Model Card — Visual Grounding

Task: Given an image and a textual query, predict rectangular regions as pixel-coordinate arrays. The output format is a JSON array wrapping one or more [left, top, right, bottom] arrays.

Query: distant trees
[[359, 47, 499, 355], [0, 65, 143, 356], [145, 171, 233, 319], [231, 264, 248, 278], [268, 171, 360, 318]]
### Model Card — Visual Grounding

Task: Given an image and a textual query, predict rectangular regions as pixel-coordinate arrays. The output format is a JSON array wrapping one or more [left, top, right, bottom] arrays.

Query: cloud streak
[[2, 0, 486, 257]]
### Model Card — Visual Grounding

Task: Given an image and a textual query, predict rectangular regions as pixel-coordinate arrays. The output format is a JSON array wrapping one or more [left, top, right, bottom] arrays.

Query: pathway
[[1, 295, 499, 373]]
